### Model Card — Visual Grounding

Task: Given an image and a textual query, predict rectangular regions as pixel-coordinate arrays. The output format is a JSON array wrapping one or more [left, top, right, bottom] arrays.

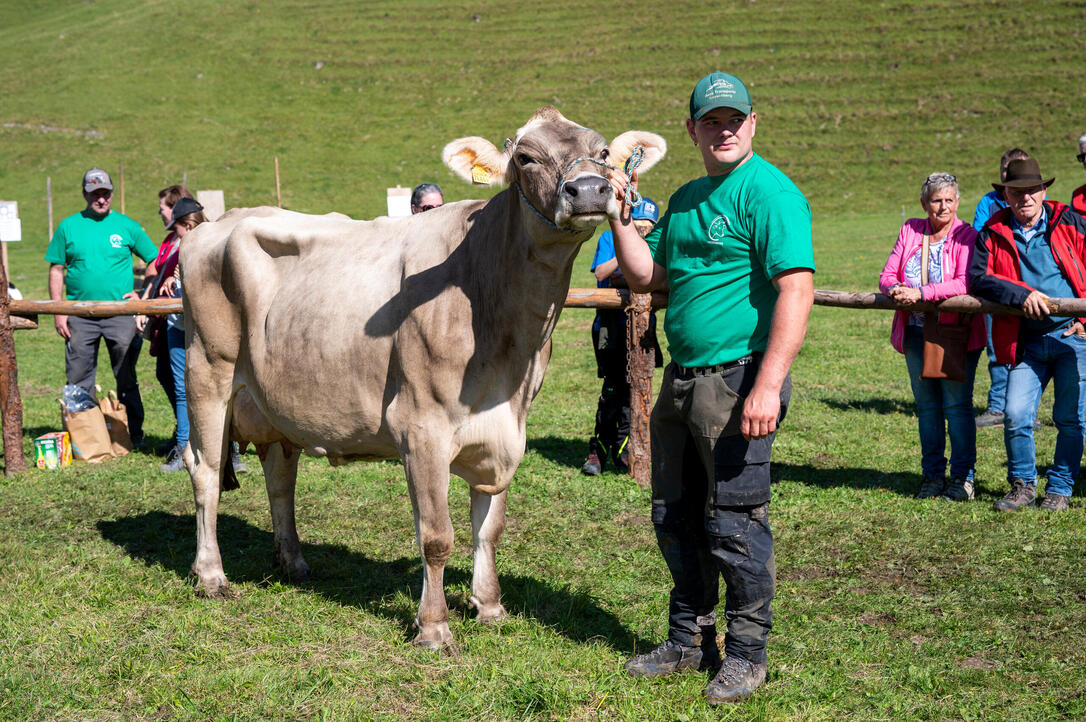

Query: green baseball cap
[[689, 72, 752, 119]]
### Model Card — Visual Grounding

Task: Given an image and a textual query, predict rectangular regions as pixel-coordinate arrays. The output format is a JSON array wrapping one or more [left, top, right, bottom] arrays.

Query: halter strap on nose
[[557, 145, 645, 208]]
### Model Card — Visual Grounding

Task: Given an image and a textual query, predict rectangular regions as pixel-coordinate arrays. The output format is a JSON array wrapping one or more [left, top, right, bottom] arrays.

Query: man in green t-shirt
[[605, 72, 815, 705], [45, 168, 159, 447]]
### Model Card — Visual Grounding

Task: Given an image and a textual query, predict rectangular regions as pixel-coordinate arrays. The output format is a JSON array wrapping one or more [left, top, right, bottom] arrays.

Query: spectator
[[1072, 133, 1086, 217], [605, 71, 815, 705], [156, 198, 205, 473], [410, 183, 443, 214], [137, 184, 194, 455], [581, 197, 662, 476], [880, 173, 985, 501], [45, 168, 158, 448], [973, 148, 1029, 429], [969, 157, 1086, 513]]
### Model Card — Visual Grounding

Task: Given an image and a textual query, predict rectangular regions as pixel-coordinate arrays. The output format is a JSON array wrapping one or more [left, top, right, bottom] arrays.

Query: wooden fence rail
[[2, 289, 1079, 480]]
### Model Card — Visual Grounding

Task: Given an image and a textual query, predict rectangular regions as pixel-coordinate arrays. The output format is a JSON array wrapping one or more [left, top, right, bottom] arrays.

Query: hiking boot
[[993, 479, 1036, 512], [703, 655, 767, 705], [159, 445, 185, 474], [581, 452, 603, 476], [1039, 493, 1070, 512], [917, 476, 946, 499], [625, 640, 711, 678], [975, 410, 1005, 428], [230, 442, 248, 474], [941, 477, 975, 502]]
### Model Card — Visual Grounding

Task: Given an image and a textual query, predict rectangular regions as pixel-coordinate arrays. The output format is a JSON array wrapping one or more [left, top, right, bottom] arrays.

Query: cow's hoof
[[412, 621, 457, 655], [474, 602, 508, 624], [277, 557, 311, 583], [194, 578, 233, 599]]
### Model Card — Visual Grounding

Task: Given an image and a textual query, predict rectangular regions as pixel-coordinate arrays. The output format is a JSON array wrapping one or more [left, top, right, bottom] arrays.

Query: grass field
[[2, 1, 1086, 720]]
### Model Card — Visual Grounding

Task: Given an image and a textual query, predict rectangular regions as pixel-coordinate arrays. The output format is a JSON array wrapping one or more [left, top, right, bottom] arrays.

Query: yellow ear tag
[[471, 165, 491, 185]]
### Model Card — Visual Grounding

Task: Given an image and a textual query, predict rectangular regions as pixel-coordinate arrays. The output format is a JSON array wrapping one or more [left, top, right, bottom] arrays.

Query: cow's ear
[[442, 136, 509, 186], [605, 131, 667, 175]]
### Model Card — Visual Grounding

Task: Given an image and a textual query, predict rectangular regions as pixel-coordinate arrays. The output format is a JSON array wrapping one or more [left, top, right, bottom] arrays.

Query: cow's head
[[443, 106, 666, 234]]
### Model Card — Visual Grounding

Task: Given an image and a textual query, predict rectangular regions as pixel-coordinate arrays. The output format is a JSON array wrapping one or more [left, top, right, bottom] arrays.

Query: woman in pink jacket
[[879, 173, 986, 502]]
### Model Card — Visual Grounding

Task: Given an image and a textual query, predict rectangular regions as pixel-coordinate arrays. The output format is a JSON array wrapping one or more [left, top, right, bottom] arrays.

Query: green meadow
[[1, 1, 1085, 719]]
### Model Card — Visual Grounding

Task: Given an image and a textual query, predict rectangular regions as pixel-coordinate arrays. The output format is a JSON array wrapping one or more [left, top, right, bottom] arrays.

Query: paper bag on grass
[[60, 399, 114, 463], [99, 390, 132, 457]]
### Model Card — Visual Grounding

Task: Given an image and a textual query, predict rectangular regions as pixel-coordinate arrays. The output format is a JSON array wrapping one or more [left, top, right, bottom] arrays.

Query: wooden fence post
[[0, 260, 26, 475], [626, 290, 654, 487]]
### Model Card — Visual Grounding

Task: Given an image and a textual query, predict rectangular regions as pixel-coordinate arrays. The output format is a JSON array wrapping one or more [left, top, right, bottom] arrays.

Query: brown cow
[[181, 107, 666, 651]]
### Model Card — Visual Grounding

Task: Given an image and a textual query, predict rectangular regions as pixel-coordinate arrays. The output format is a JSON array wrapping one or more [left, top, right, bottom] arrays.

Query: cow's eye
[[517, 153, 535, 167], [600, 148, 609, 160]]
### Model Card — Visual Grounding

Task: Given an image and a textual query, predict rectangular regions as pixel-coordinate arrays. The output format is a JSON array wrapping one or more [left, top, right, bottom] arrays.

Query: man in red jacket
[[969, 158, 1086, 513]]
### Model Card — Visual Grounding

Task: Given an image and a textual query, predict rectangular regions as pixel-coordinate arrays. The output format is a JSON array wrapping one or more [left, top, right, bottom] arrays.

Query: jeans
[[156, 348, 177, 442], [903, 326, 982, 480], [166, 324, 188, 449], [1003, 328, 1086, 497], [984, 314, 1010, 414]]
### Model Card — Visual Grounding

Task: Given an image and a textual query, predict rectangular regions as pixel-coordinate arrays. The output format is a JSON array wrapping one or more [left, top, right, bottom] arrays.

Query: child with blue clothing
[[582, 198, 662, 475]]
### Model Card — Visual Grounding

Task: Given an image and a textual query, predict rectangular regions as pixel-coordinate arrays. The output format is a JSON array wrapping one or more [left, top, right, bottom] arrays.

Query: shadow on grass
[[97, 511, 649, 653], [526, 434, 587, 469], [819, 397, 916, 416]]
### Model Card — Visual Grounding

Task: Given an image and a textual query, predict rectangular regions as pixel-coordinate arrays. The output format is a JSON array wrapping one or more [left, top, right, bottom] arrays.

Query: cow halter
[[505, 140, 646, 233]]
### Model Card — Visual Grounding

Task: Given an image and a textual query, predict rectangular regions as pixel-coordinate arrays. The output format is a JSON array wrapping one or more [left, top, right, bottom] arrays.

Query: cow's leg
[[187, 400, 231, 597], [262, 442, 309, 582], [469, 488, 508, 623], [185, 336, 235, 598], [405, 453, 456, 652]]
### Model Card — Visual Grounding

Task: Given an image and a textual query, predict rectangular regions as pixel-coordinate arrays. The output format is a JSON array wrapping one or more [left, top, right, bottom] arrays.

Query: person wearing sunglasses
[[410, 183, 444, 214]]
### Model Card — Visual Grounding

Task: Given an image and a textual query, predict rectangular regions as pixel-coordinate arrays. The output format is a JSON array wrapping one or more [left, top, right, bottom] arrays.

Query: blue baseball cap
[[631, 197, 659, 223]]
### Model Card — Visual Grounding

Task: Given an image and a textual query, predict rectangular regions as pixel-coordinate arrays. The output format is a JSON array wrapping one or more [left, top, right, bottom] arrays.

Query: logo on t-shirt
[[708, 215, 732, 245], [109, 234, 123, 248]]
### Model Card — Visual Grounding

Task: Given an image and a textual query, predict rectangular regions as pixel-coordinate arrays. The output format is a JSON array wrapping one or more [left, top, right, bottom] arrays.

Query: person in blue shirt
[[972, 148, 1029, 429], [581, 198, 662, 475]]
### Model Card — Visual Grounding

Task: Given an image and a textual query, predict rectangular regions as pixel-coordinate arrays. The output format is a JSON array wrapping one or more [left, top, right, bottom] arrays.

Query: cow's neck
[[470, 189, 589, 349]]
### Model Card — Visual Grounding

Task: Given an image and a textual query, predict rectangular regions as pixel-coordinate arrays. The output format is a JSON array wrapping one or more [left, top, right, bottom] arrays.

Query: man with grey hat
[[604, 72, 815, 704], [45, 168, 159, 447], [969, 157, 1086, 513]]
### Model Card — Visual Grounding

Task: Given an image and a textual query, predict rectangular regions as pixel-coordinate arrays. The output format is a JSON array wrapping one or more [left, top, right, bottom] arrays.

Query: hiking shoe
[[703, 655, 767, 706], [581, 452, 603, 476], [626, 640, 709, 678], [975, 410, 1005, 428], [230, 442, 248, 474], [941, 477, 975, 502], [917, 476, 946, 499], [159, 445, 185, 473], [1039, 493, 1070, 512], [993, 479, 1036, 512]]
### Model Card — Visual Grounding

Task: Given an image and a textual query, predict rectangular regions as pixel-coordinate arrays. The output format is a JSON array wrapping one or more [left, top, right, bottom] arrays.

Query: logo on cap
[[707, 78, 736, 97]]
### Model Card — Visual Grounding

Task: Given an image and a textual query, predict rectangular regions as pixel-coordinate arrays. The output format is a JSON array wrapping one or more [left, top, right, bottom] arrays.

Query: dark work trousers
[[589, 346, 631, 466], [649, 359, 789, 665], [65, 315, 145, 440]]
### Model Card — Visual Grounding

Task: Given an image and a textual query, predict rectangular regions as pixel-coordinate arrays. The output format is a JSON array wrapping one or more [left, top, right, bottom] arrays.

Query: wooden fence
[[2, 284, 1079, 481]]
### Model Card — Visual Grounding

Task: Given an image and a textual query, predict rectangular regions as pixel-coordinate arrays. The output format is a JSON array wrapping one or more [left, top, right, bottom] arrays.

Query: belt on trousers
[[672, 354, 755, 378]]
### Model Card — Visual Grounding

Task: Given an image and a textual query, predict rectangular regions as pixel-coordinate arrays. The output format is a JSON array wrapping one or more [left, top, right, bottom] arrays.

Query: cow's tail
[[222, 453, 241, 492]]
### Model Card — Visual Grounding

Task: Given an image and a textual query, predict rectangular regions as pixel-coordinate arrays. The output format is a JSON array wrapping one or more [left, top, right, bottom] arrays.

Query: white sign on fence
[[196, 190, 225, 221], [387, 186, 411, 217], [0, 201, 21, 242]]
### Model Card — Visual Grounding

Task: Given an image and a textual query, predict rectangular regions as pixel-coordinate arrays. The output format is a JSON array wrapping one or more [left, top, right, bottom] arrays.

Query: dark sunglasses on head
[[1078, 152, 1086, 162]]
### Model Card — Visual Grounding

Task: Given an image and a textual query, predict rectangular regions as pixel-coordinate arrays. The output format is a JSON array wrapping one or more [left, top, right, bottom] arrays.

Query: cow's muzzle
[[554, 174, 614, 230]]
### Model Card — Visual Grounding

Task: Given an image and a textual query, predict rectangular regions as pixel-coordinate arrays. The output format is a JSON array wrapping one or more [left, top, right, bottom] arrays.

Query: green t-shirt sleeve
[[753, 189, 815, 279], [44, 223, 68, 265], [127, 218, 159, 262]]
